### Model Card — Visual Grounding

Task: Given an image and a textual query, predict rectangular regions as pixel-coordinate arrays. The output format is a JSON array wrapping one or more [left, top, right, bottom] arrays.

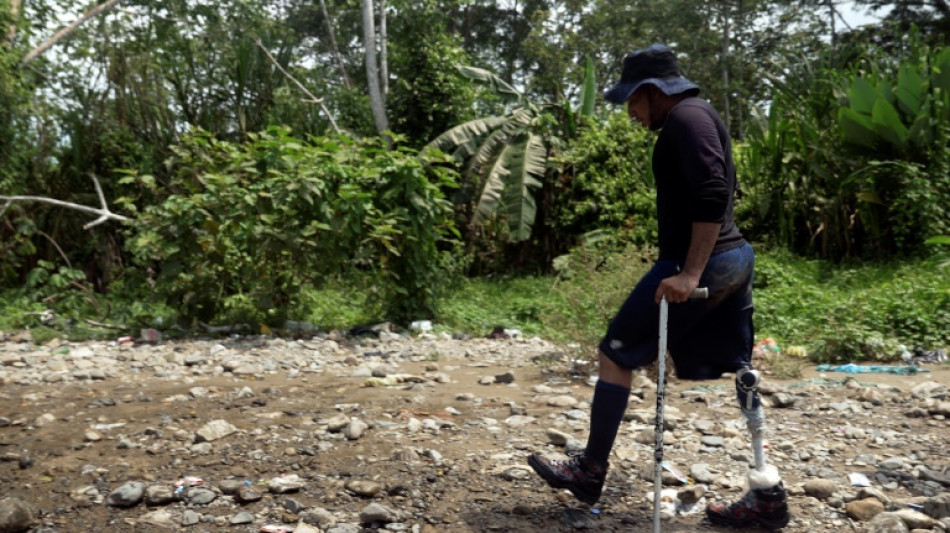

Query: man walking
[[527, 44, 790, 530]]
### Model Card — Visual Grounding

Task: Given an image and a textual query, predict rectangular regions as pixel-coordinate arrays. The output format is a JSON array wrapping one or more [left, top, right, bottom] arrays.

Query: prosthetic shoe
[[706, 466, 790, 530]]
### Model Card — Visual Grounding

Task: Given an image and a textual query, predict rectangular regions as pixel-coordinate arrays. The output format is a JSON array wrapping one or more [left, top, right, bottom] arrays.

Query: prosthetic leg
[[706, 366, 790, 529]]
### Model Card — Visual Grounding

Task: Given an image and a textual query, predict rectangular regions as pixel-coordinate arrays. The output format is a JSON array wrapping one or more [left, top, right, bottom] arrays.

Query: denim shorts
[[598, 242, 754, 380]]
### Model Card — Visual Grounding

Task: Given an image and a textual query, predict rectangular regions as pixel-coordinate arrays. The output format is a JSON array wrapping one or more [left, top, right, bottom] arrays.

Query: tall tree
[[362, 0, 388, 134]]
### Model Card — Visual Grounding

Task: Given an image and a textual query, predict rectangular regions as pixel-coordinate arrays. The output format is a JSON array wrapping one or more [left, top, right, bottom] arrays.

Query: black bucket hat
[[604, 44, 700, 104]]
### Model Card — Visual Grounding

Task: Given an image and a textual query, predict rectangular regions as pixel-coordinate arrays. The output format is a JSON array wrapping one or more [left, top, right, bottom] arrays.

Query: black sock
[[584, 380, 630, 468]]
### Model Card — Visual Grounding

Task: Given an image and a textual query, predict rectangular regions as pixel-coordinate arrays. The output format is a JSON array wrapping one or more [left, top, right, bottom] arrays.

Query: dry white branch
[[0, 174, 130, 229], [22, 0, 124, 64], [252, 37, 341, 134]]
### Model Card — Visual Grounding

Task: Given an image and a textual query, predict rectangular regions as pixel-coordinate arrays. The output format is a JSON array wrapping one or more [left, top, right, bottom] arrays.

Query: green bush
[[551, 112, 657, 249], [118, 127, 459, 326]]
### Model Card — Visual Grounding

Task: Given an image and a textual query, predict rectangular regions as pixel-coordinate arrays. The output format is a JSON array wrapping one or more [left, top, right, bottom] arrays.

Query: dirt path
[[0, 333, 948, 532]]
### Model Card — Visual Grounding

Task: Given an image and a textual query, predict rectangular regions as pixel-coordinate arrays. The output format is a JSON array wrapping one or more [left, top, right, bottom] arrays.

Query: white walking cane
[[653, 287, 708, 533]]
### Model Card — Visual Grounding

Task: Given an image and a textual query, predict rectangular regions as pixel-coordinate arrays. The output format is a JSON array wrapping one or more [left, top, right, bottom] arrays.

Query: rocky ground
[[0, 328, 948, 533]]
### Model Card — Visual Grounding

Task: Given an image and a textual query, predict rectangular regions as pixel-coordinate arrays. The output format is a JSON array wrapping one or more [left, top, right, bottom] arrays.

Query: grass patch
[[1, 248, 947, 367]]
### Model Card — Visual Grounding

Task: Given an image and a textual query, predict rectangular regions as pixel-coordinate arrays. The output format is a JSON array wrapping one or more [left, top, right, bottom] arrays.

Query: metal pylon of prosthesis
[[737, 366, 766, 471]]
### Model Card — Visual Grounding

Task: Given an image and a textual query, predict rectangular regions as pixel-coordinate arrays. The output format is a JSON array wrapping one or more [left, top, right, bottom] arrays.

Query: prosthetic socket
[[736, 367, 767, 471]]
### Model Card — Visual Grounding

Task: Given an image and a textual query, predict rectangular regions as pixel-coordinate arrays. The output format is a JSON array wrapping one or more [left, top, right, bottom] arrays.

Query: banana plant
[[838, 45, 950, 159], [425, 59, 598, 242]]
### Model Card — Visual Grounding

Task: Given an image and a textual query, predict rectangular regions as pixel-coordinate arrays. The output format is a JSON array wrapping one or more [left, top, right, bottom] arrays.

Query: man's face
[[626, 87, 652, 129]]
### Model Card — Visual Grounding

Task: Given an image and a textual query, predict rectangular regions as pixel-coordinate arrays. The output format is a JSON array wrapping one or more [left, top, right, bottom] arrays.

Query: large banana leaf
[[466, 109, 533, 176], [457, 66, 523, 101], [848, 78, 878, 115], [896, 64, 925, 117], [838, 107, 879, 149], [472, 143, 512, 225], [871, 98, 909, 149], [425, 116, 508, 162], [932, 48, 950, 93], [501, 133, 546, 241]]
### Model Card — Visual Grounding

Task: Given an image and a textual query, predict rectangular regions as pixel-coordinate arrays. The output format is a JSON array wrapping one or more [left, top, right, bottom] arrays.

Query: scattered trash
[[174, 476, 204, 487], [410, 320, 433, 333], [752, 338, 781, 359], [785, 345, 808, 358], [89, 423, 126, 431], [816, 364, 928, 375], [907, 503, 924, 512], [849, 472, 872, 487], [488, 326, 522, 339], [790, 377, 874, 389], [260, 526, 294, 533], [117, 336, 134, 345], [140, 328, 161, 344], [661, 461, 689, 484], [590, 508, 600, 515], [909, 346, 948, 365]]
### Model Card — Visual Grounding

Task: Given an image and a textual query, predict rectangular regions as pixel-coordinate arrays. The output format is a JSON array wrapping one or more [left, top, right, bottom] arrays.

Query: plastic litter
[[661, 461, 689, 484], [410, 320, 433, 333], [174, 476, 204, 487], [816, 363, 928, 375], [849, 472, 872, 487], [139, 328, 161, 343], [260, 526, 294, 533], [752, 338, 781, 359]]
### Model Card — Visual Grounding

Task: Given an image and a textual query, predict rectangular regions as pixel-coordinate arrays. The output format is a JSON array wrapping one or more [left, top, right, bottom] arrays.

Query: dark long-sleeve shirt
[[653, 97, 746, 260]]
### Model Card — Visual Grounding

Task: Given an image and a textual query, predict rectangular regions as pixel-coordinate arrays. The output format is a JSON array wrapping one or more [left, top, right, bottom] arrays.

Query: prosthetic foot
[[706, 465, 790, 530], [706, 367, 790, 529]]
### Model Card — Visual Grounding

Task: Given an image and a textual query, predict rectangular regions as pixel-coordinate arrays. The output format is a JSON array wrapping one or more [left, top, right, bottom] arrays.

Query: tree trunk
[[379, 0, 388, 95], [23, 0, 124, 63], [362, 0, 389, 134], [720, 0, 731, 133], [319, 0, 351, 89]]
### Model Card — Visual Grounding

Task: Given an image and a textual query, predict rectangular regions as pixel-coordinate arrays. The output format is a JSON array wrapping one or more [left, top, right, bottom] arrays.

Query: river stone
[[229, 512, 254, 524], [184, 487, 216, 505], [137, 509, 178, 528], [359, 502, 398, 524], [545, 428, 571, 446], [345, 480, 383, 498], [923, 493, 950, 519], [343, 419, 368, 440], [181, 510, 201, 525], [194, 419, 238, 442], [300, 507, 337, 529], [804, 479, 837, 500], [144, 485, 178, 506], [867, 512, 910, 533], [0, 497, 34, 533], [217, 480, 246, 495], [846, 498, 884, 521], [891, 508, 941, 530], [107, 481, 146, 507], [269, 474, 305, 494], [235, 486, 262, 503]]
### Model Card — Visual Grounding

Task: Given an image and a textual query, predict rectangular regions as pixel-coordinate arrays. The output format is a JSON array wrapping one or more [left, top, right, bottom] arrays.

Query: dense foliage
[[118, 128, 458, 325], [0, 0, 947, 360]]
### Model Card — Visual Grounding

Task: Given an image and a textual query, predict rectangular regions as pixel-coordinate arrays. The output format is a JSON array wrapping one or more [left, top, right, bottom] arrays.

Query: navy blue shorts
[[598, 243, 754, 380]]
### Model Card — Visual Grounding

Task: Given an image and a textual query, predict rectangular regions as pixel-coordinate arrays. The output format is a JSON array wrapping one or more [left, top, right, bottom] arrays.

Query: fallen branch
[[0, 174, 130, 229], [252, 37, 341, 134], [83, 318, 131, 331]]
